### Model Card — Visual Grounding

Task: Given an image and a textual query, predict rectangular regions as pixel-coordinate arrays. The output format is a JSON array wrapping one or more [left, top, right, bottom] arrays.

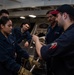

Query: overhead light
[[29, 15, 36, 18], [31, 6, 36, 8], [20, 16, 25, 19]]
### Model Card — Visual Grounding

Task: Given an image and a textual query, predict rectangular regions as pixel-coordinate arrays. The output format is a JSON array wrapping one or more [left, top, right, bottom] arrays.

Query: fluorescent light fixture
[[31, 6, 36, 8], [20, 16, 25, 19], [29, 15, 36, 18]]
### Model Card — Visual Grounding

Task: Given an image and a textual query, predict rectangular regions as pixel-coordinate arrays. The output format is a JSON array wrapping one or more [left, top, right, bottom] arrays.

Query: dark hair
[[0, 16, 10, 26], [0, 9, 9, 16], [69, 15, 74, 21], [20, 22, 30, 28]]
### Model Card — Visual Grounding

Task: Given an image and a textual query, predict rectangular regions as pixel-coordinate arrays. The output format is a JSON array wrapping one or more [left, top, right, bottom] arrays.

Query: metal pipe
[[30, 57, 39, 72]]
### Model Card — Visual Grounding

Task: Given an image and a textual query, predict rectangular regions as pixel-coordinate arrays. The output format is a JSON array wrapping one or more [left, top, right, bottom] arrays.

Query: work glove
[[29, 56, 40, 68], [18, 66, 32, 75]]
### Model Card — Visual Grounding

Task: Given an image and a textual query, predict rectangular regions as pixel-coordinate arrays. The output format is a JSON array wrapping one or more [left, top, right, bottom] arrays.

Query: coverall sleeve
[[0, 46, 21, 73], [15, 43, 29, 59], [26, 31, 32, 43], [41, 29, 74, 61]]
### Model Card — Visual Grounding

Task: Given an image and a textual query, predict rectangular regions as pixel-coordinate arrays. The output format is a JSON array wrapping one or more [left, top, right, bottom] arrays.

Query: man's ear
[[0, 24, 4, 29], [63, 12, 68, 19]]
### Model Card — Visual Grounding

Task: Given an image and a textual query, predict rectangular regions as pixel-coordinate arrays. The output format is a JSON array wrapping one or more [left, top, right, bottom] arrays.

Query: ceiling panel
[[0, 0, 74, 10]]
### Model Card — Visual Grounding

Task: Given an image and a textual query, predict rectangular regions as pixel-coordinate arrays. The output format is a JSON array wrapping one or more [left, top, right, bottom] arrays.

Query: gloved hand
[[18, 66, 32, 75], [29, 56, 40, 68]]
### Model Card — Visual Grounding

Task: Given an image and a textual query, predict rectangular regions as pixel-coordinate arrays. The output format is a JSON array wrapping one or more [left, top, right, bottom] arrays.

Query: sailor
[[32, 4, 74, 75]]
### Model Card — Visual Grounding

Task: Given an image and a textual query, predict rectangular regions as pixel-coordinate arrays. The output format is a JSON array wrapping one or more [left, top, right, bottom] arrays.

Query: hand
[[18, 66, 32, 75], [32, 35, 39, 42], [24, 41, 29, 47]]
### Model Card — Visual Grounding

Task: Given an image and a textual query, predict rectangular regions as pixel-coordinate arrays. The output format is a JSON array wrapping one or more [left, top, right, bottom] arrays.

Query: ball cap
[[49, 10, 59, 16], [56, 4, 74, 17]]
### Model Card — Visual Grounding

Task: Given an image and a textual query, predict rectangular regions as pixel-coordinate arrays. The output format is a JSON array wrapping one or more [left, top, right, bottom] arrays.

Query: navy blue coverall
[[12, 27, 32, 44], [41, 24, 74, 75], [45, 24, 63, 75], [11, 27, 32, 65], [0, 32, 29, 75], [45, 24, 63, 44]]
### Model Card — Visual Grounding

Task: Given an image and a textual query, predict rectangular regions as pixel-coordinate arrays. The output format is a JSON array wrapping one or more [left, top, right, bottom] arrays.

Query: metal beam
[[9, 9, 49, 17]]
